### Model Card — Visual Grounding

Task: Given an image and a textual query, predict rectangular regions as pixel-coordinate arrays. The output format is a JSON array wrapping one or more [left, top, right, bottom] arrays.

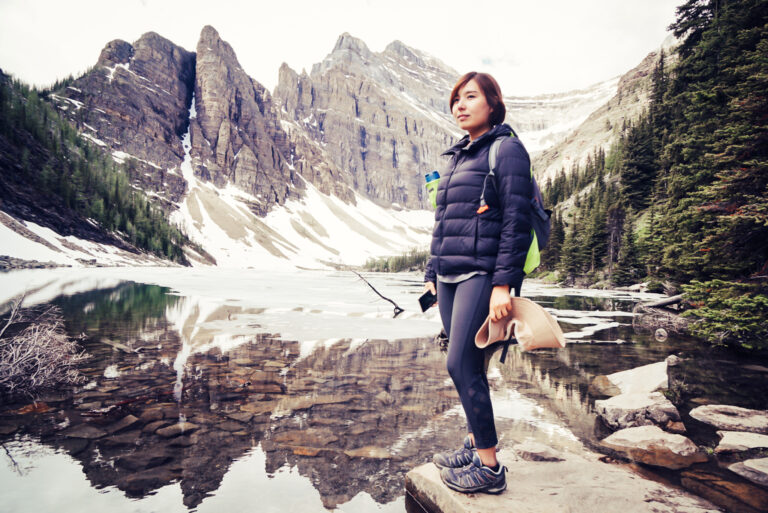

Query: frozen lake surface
[[0, 268, 678, 512]]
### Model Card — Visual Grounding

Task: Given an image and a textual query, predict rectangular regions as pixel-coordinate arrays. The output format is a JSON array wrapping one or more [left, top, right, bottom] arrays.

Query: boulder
[[715, 431, 768, 454], [681, 468, 768, 513], [595, 392, 680, 430], [728, 458, 768, 488], [689, 405, 768, 434], [599, 425, 708, 469]]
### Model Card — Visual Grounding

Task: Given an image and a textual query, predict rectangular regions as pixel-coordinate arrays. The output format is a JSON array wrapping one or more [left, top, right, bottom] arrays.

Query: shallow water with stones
[[0, 268, 765, 512]]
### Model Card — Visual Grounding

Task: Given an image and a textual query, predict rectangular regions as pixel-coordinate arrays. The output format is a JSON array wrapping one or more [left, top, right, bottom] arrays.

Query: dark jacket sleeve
[[492, 138, 533, 289], [424, 255, 436, 283]]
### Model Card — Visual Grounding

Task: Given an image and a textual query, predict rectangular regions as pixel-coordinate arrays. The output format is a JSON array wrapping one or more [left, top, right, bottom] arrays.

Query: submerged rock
[[155, 422, 199, 438], [62, 424, 107, 439], [599, 425, 708, 469], [100, 431, 141, 448], [589, 375, 622, 397], [105, 414, 139, 434], [728, 458, 768, 488], [272, 427, 338, 447], [689, 405, 768, 434], [344, 446, 391, 459], [715, 431, 768, 454], [595, 392, 680, 430]]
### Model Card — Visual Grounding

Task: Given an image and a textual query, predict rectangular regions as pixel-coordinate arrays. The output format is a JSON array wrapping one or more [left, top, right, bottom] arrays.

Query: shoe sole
[[441, 477, 507, 494]]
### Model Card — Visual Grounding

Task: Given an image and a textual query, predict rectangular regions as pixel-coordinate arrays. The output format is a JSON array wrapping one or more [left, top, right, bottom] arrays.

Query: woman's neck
[[468, 125, 491, 142]]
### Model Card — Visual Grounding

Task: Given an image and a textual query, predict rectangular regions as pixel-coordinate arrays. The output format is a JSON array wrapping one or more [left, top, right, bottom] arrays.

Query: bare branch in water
[[0, 297, 89, 397], [351, 271, 404, 318]]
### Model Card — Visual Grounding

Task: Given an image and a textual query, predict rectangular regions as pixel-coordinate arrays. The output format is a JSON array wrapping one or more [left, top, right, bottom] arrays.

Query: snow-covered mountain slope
[[510, 76, 620, 156], [170, 100, 432, 268], [0, 211, 171, 267]]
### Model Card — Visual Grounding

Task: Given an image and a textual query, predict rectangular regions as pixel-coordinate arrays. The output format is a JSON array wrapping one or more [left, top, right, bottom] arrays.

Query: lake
[[1, 268, 763, 512]]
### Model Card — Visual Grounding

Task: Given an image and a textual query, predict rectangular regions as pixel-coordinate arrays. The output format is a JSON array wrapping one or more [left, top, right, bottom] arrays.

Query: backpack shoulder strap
[[488, 137, 505, 177]]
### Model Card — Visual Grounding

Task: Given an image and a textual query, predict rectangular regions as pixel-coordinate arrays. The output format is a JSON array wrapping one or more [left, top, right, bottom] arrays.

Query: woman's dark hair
[[449, 72, 506, 126]]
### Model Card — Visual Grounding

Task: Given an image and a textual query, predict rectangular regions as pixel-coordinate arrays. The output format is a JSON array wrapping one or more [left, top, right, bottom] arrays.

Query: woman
[[424, 71, 533, 494]]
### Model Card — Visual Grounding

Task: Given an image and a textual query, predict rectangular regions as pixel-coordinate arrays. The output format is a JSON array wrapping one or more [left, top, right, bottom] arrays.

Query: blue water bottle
[[425, 170, 440, 209]]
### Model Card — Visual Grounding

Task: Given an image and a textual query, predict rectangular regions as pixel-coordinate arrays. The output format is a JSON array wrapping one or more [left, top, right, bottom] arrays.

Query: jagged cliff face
[[274, 33, 462, 209], [49, 32, 195, 206], [189, 26, 301, 214], [49, 26, 625, 217]]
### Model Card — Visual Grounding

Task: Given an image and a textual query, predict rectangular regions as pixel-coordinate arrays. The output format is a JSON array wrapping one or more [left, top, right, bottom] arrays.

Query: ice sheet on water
[[0, 268, 660, 361]]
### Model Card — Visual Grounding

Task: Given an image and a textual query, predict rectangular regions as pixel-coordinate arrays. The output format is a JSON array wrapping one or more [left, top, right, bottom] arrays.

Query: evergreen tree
[[613, 212, 641, 286], [659, 0, 768, 281]]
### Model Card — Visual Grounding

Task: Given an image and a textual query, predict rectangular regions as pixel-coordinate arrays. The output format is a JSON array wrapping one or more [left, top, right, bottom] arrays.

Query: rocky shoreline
[[0, 255, 70, 271], [408, 353, 768, 513]]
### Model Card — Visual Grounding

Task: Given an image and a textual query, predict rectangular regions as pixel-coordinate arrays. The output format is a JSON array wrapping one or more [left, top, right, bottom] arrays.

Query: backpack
[[483, 130, 552, 275]]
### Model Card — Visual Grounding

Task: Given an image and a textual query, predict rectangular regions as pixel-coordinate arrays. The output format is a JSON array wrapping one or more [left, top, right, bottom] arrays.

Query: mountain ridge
[[1, 26, 664, 268]]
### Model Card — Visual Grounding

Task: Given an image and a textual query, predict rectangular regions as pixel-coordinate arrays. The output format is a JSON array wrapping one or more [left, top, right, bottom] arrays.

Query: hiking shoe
[[432, 435, 475, 469], [440, 451, 507, 494]]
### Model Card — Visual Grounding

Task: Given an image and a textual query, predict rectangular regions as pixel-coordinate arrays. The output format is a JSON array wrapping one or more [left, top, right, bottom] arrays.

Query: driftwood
[[351, 271, 404, 318], [632, 296, 690, 334], [640, 294, 684, 308], [1, 297, 89, 395]]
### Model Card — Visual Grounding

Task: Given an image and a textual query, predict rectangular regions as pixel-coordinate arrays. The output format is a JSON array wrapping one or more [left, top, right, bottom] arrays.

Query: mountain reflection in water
[[2, 269, 736, 513]]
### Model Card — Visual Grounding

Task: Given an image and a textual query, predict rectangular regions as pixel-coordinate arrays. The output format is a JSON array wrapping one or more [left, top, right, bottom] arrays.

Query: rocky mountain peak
[[332, 32, 372, 57], [188, 25, 302, 213], [50, 32, 195, 207], [197, 25, 238, 62], [383, 40, 423, 66], [96, 39, 134, 67]]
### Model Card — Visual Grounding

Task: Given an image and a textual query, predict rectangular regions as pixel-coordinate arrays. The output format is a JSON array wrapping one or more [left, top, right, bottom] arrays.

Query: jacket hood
[[441, 123, 515, 156]]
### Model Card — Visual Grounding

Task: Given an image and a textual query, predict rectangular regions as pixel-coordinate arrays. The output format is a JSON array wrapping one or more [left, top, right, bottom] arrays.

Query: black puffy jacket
[[424, 123, 533, 290]]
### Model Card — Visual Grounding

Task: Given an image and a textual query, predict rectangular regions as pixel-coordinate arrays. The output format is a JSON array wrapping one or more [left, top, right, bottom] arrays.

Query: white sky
[[0, 0, 680, 96]]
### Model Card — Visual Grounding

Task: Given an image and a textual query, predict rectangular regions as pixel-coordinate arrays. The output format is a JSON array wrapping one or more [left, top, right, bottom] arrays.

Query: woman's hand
[[423, 281, 437, 308], [489, 285, 511, 321]]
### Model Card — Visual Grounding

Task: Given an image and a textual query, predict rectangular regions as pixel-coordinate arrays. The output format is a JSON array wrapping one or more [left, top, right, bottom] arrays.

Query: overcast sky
[[0, 0, 680, 96]]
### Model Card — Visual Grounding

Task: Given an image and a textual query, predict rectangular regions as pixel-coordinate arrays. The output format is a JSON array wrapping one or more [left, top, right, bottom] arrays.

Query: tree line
[[0, 73, 190, 263], [537, 0, 767, 350]]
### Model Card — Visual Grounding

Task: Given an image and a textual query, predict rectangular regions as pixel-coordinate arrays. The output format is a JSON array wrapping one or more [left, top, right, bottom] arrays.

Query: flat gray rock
[[728, 457, 768, 487], [406, 448, 717, 513], [608, 361, 668, 395], [590, 361, 668, 398], [600, 425, 708, 470], [512, 440, 565, 462], [715, 431, 768, 454], [595, 392, 680, 430], [689, 405, 768, 434]]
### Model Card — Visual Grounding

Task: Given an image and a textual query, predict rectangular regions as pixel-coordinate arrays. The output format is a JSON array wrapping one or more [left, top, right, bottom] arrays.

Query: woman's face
[[451, 79, 493, 137]]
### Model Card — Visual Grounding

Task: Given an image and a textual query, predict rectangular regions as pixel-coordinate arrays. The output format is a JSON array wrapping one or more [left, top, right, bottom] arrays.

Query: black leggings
[[437, 274, 498, 449]]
